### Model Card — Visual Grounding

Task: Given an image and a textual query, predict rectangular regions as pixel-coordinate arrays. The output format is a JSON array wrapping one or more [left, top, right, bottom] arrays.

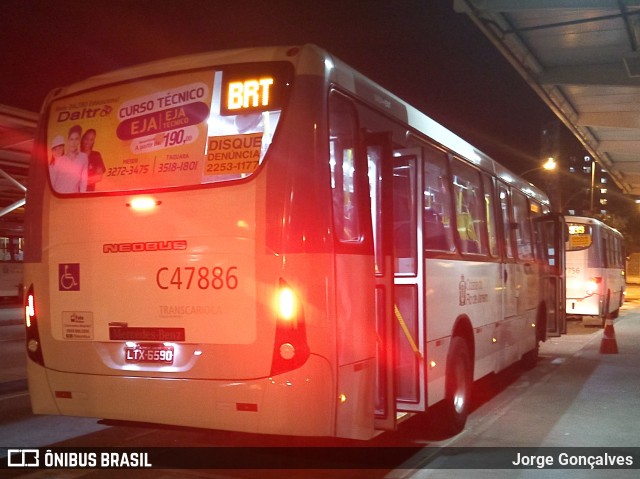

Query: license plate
[[125, 344, 174, 364]]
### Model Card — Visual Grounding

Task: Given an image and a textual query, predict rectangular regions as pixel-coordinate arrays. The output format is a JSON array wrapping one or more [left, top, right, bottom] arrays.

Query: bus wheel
[[522, 307, 543, 370], [521, 344, 539, 370], [442, 337, 472, 434], [612, 291, 623, 319]]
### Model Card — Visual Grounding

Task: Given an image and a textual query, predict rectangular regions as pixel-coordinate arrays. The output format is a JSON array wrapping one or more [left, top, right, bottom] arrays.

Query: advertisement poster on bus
[[46, 70, 270, 194]]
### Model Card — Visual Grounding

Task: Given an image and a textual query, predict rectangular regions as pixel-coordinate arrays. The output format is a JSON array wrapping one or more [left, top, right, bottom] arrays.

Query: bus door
[[392, 148, 425, 414], [366, 133, 397, 431], [535, 213, 567, 336]]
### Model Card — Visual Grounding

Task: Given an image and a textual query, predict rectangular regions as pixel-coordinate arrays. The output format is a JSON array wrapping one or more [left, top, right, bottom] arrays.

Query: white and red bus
[[24, 44, 564, 439], [565, 216, 625, 326]]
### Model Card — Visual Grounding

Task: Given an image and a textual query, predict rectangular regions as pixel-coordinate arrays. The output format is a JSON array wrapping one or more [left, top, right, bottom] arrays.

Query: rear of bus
[[565, 220, 598, 321], [565, 217, 624, 325], [23, 45, 373, 438]]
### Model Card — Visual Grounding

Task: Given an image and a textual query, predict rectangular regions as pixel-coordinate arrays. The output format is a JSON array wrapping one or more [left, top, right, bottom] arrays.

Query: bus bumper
[[29, 354, 339, 437]]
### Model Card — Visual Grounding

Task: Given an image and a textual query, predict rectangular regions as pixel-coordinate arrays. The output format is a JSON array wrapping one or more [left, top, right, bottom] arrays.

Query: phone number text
[[107, 165, 150, 176]]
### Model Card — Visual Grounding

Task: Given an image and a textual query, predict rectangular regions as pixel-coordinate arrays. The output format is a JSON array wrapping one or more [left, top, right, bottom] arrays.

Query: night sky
[[1, 0, 575, 174]]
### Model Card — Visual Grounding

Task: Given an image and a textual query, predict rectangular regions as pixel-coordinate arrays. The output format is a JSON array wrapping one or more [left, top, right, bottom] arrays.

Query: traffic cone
[[599, 316, 618, 354]]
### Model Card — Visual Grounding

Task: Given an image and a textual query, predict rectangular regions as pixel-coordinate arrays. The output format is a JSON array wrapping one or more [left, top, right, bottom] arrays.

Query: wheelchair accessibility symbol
[[59, 263, 80, 291]]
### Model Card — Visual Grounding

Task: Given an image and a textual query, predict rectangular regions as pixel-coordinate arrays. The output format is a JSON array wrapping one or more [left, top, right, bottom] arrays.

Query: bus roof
[[325, 49, 549, 206], [565, 215, 623, 237], [42, 44, 549, 206]]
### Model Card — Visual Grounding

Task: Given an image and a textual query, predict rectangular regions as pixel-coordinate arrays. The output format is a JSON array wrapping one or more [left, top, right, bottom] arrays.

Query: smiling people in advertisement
[[49, 125, 88, 193], [81, 128, 107, 192]]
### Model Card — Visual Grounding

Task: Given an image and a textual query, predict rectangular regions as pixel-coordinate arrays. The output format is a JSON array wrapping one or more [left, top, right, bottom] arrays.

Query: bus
[[0, 233, 23, 302], [565, 216, 625, 326], [24, 44, 565, 439]]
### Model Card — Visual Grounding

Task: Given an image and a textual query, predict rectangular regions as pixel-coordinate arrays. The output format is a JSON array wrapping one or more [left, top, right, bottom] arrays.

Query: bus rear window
[[567, 223, 592, 251], [46, 63, 292, 194]]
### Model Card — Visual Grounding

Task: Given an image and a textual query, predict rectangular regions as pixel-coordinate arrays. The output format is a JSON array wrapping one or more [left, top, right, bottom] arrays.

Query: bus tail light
[[270, 280, 310, 376], [586, 277, 602, 296], [25, 285, 45, 366]]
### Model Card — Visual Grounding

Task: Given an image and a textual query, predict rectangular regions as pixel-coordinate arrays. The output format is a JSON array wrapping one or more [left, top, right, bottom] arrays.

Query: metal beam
[[599, 139, 640, 153], [578, 111, 640, 128], [0, 150, 31, 164], [0, 130, 34, 149], [537, 63, 640, 86], [0, 168, 27, 193], [456, 0, 637, 194], [0, 198, 25, 218], [456, 0, 640, 13]]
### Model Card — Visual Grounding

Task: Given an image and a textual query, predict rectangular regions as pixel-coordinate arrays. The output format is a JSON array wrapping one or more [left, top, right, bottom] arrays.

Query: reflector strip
[[236, 403, 258, 412], [109, 327, 185, 341]]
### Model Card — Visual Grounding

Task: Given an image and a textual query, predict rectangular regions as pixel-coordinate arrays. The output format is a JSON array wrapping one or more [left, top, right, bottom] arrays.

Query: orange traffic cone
[[599, 317, 618, 354]]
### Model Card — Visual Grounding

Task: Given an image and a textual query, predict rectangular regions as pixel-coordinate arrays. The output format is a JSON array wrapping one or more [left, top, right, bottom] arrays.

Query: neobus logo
[[103, 240, 187, 253]]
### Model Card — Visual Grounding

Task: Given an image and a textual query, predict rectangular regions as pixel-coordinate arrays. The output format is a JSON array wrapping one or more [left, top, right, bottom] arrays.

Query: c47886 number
[[156, 266, 238, 290]]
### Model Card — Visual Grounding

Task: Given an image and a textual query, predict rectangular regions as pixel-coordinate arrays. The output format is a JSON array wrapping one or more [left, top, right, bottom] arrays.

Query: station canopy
[[456, 0, 640, 197], [0, 104, 36, 233]]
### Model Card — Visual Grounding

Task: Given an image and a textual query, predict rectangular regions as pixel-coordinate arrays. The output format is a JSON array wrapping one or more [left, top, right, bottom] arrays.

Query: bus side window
[[0, 237, 9, 261], [482, 174, 498, 257], [329, 92, 363, 243], [615, 236, 623, 268], [498, 184, 514, 259], [529, 200, 545, 262], [393, 156, 417, 274], [423, 147, 454, 253], [511, 190, 534, 261], [602, 233, 610, 268], [451, 158, 487, 255]]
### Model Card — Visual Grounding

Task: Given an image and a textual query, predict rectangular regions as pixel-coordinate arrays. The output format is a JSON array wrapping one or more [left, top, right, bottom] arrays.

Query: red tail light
[[25, 285, 45, 366], [270, 279, 310, 376]]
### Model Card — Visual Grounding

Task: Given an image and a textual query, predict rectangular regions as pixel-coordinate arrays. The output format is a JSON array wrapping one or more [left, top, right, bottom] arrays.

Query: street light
[[543, 157, 557, 171], [519, 157, 557, 178], [519, 157, 559, 212]]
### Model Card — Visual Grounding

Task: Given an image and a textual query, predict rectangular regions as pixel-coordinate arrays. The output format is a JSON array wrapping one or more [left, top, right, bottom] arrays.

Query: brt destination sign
[[47, 69, 278, 194]]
